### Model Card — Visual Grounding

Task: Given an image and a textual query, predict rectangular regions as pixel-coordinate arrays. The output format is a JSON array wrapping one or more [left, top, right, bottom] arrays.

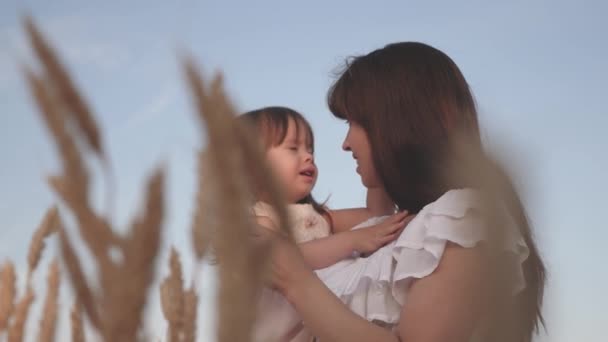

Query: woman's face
[[342, 121, 382, 188]]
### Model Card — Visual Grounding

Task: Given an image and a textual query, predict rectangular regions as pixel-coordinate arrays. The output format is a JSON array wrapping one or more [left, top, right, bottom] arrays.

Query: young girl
[[240, 106, 410, 341]]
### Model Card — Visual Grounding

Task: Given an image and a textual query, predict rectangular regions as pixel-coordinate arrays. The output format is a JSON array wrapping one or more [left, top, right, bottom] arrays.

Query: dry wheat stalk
[[24, 69, 88, 203], [191, 150, 214, 261], [24, 16, 104, 158], [27, 206, 59, 283], [184, 60, 257, 342], [27, 66, 118, 262], [37, 259, 60, 342], [24, 15, 291, 342], [7, 288, 35, 342], [25, 17, 166, 342], [183, 58, 286, 342], [25, 19, 118, 265], [182, 286, 198, 342], [57, 223, 101, 330], [100, 167, 164, 342], [70, 299, 85, 342], [160, 247, 184, 342], [0, 261, 17, 332]]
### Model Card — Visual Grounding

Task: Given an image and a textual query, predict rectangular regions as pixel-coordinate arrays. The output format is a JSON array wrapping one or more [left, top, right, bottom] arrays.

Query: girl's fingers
[[389, 211, 409, 223], [385, 222, 403, 234], [395, 213, 415, 227], [380, 232, 400, 244]]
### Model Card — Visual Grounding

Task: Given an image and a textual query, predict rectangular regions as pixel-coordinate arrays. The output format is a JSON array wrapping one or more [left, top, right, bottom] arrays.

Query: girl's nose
[[304, 151, 314, 162]]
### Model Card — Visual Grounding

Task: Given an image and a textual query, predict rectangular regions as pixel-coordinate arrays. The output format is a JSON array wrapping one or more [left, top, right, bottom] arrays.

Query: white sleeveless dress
[[252, 189, 529, 340]]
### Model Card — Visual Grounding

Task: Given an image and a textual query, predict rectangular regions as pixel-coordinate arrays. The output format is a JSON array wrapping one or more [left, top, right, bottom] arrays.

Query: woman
[[266, 42, 546, 342]]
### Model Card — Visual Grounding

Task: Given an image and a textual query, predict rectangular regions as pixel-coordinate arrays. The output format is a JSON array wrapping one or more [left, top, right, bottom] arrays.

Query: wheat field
[[0, 16, 292, 342]]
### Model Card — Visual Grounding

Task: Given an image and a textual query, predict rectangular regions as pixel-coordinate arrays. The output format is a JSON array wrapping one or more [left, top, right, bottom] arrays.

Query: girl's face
[[342, 121, 381, 188], [266, 119, 317, 203]]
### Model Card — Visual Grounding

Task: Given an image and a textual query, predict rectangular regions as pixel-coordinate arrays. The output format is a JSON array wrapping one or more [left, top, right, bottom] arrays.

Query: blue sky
[[1, 0, 607, 341]]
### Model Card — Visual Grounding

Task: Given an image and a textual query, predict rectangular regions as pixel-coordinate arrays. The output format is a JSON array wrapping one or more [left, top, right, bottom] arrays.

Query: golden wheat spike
[[27, 61, 116, 259], [190, 149, 214, 261], [24, 16, 104, 158], [27, 206, 59, 283], [70, 299, 85, 342], [160, 247, 184, 342], [25, 14, 117, 269], [58, 224, 101, 331], [184, 58, 261, 342], [25, 34, 118, 262], [46, 175, 119, 268], [7, 288, 35, 342], [37, 259, 60, 342], [0, 261, 17, 332], [182, 285, 198, 342], [24, 69, 89, 199], [100, 167, 164, 342]]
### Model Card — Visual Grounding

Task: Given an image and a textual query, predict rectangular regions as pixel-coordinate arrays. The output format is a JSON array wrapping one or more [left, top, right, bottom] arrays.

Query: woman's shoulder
[[354, 189, 481, 231], [399, 188, 494, 248], [422, 188, 482, 217], [393, 187, 529, 293]]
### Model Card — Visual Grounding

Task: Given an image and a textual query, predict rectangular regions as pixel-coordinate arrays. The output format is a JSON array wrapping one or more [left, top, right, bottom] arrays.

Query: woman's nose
[[342, 138, 351, 151]]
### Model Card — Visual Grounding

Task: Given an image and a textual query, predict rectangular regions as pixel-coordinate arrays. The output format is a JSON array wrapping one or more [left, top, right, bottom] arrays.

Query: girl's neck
[[258, 193, 299, 206]]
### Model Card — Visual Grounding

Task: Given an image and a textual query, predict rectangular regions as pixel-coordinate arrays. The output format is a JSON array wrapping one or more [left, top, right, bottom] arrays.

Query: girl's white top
[[251, 201, 333, 342], [253, 188, 529, 338]]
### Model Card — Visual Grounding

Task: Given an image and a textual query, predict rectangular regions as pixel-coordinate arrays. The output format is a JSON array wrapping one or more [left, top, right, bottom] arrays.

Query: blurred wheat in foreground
[[0, 16, 288, 342]]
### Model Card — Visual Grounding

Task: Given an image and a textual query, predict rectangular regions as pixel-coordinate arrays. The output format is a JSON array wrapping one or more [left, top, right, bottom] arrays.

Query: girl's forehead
[[287, 118, 312, 137]]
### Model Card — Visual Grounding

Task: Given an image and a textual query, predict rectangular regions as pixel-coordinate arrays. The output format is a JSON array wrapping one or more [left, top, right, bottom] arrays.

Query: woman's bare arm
[[397, 244, 488, 342], [274, 240, 488, 342], [270, 236, 400, 342]]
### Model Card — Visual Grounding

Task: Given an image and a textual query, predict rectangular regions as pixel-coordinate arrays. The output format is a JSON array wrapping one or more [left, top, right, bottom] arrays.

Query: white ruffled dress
[[253, 189, 529, 339]]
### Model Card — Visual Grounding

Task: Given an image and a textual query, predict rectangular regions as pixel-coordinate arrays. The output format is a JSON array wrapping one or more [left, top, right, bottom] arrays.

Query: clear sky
[[1, 1, 606, 341]]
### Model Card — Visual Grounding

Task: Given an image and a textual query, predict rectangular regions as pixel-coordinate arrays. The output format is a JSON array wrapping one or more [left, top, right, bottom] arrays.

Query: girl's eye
[[289, 146, 298, 151]]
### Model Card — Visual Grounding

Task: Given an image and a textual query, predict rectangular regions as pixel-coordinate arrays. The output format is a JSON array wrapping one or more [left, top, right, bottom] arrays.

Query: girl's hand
[[349, 211, 412, 256]]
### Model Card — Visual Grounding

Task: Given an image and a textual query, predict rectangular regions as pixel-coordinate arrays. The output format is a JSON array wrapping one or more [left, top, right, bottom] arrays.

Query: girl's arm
[[255, 216, 355, 269], [328, 187, 396, 233], [256, 212, 409, 270], [271, 237, 488, 342], [299, 211, 408, 269]]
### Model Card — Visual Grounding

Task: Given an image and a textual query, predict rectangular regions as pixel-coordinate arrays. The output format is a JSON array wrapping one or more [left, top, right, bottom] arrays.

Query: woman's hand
[[348, 211, 412, 256], [251, 225, 317, 299]]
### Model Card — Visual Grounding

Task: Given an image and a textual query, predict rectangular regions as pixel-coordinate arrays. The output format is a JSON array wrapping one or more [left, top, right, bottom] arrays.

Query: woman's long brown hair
[[328, 42, 545, 342]]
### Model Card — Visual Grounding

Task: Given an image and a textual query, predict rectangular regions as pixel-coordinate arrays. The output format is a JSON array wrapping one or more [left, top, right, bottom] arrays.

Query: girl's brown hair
[[238, 106, 329, 219], [328, 42, 545, 342]]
